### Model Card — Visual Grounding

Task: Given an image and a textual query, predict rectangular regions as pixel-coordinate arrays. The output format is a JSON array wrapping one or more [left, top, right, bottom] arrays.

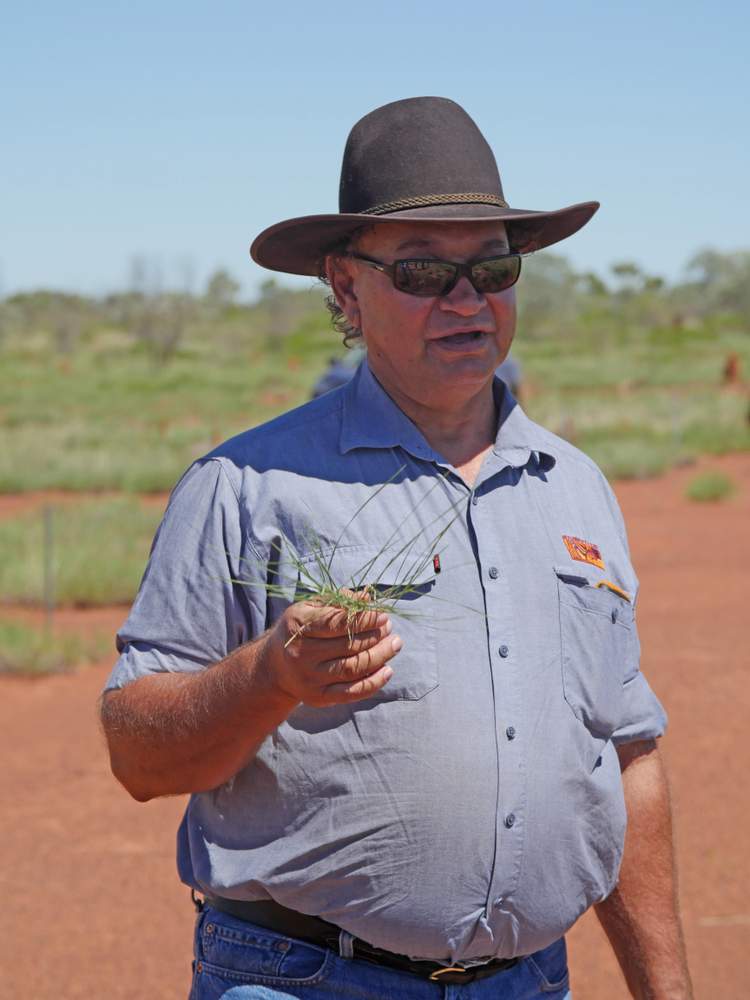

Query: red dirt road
[[2, 455, 748, 998]]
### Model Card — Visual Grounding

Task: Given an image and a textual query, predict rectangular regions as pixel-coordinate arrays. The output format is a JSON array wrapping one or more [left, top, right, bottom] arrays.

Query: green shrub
[[685, 471, 735, 503]]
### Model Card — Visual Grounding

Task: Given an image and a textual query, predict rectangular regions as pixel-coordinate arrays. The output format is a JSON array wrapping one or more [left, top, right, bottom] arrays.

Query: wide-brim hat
[[250, 97, 599, 276]]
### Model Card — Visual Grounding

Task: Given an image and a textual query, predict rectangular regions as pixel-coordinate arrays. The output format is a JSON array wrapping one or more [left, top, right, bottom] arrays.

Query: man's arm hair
[[595, 739, 693, 999], [100, 633, 296, 801]]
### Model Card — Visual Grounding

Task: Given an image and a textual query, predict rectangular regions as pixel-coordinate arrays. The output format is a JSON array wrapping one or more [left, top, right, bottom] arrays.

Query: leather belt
[[204, 896, 520, 984]]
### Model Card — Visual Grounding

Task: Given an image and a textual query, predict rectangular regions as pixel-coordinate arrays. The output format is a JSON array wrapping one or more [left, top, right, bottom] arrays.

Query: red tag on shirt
[[562, 535, 604, 570]]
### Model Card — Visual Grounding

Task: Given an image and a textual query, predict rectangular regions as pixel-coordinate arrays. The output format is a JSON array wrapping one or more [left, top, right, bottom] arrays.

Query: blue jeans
[[189, 905, 572, 999]]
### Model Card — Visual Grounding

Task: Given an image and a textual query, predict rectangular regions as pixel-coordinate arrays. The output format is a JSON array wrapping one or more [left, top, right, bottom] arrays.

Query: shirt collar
[[339, 360, 441, 461], [340, 358, 556, 472]]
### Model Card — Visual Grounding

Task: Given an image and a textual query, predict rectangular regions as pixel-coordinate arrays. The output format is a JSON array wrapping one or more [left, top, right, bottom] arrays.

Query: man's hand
[[263, 596, 402, 707]]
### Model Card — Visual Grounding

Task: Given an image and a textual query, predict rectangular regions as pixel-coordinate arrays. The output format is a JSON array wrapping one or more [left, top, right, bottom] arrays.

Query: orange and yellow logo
[[562, 535, 604, 570]]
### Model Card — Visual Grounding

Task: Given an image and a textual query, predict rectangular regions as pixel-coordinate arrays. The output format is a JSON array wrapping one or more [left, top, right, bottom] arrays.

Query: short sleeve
[[104, 458, 260, 691], [611, 670, 668, 744]]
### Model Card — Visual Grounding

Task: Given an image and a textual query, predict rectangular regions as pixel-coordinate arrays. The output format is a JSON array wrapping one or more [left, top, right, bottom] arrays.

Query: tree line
[[1, 248, 748, 363]]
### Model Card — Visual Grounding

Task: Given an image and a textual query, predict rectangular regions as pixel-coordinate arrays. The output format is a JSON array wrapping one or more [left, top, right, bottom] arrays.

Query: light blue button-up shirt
[[107, 360, 666, 963]]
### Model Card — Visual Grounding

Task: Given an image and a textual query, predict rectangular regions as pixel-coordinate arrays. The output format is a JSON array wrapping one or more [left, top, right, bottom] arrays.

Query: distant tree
[[684, 249, 750, 323], [205, 269, 241, 310], [607, 261, 670, 328], [125, 255, 196, 363], [686, 249, 733, 289], [257, 278, 321, 349], [52, 298, 85, 354], [3, 290, 90, 353], [577, 271, 609, 297], [610, 261, 644, 297], [516, 252, 580, 337]]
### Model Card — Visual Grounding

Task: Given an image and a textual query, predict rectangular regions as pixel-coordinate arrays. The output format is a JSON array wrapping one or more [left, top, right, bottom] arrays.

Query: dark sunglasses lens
[[394, 260, 457, 296], [470, 256, 522, 293]]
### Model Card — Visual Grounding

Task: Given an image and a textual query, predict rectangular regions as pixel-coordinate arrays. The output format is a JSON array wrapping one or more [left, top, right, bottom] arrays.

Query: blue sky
[[2, 1, 748, 298]]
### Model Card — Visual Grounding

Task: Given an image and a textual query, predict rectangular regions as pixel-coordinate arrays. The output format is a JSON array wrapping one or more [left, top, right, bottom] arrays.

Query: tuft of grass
[[232, 467, 476, 642], [0, 620, 111, 675], [685, 471, 735, 503], [0, 499, 162, 605]]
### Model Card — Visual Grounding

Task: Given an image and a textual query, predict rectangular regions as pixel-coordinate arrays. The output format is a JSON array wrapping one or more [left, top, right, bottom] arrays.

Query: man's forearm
[[595, 740, 692, 1000], [101, 633, 296, 802]]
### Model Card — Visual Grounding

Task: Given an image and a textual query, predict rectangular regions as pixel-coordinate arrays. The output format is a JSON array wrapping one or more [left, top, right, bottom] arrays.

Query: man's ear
[[327, 255, 361, 330]]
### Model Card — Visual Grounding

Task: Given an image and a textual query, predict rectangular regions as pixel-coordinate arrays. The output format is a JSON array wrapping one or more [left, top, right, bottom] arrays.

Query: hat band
[[360, 192, 509, 216]]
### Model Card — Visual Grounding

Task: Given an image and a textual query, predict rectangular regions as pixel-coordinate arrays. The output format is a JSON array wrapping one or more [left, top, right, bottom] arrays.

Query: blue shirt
[[106, 360, 666, 963]]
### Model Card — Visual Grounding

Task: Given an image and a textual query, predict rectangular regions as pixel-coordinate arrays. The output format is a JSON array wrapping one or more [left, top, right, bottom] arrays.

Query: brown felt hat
[[250, 97, 599, 276]]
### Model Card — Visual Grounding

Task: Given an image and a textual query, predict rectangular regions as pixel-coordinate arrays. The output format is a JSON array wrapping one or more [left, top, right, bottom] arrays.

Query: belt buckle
[[428, 964, 469, 982]]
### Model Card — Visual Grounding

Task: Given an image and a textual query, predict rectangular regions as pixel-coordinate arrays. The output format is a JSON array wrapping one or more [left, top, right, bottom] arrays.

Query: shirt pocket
[[298, 545, 439, 701], [555, 565, 638, 750]]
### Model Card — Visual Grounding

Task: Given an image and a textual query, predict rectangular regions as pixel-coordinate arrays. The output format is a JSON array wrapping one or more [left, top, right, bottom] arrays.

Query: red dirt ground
[[2, 454, 748, 998]]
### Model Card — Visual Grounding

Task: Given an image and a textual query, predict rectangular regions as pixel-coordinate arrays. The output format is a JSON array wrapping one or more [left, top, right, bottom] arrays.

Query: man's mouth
[[433, 330, 488, 347]]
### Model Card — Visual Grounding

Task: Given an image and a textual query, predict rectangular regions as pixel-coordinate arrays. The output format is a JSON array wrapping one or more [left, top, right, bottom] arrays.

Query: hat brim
[[250, 201, 599, 276]]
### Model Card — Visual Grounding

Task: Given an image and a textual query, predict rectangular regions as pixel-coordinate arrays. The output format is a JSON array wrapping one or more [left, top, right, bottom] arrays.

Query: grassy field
[[0, 331, 324, 492], [520, 324, 750, 478], [0, 498, 163, 605], [2, 306, 749, 493]]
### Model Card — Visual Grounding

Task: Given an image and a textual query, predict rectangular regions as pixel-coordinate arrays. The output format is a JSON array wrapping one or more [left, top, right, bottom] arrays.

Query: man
[[101, 97, 692, 998]]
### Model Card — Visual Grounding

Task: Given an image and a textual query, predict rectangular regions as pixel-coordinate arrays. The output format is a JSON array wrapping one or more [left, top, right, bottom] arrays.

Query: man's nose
[[437, 275, 485, 315]]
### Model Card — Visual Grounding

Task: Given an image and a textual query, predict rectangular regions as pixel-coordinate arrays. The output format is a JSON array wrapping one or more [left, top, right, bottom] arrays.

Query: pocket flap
[[554, 563, 601, 585], [554, 565, 634, 623]]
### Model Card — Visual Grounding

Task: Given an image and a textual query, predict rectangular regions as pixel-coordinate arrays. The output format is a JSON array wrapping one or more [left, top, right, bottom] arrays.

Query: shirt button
[[506, 726, 516, 740], [611, 608, 618, 623], [498, 644, 509, 658], [471, 494, 479, 506], [504, 813, 516, 828], [488, 566, 499, 579]]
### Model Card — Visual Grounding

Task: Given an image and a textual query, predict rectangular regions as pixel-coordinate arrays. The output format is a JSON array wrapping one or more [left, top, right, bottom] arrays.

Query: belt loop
[[338, 929, 355, 959]]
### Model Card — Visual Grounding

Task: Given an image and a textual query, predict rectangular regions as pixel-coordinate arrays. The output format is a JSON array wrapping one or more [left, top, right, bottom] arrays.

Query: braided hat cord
[[361, 192, 509, 216]]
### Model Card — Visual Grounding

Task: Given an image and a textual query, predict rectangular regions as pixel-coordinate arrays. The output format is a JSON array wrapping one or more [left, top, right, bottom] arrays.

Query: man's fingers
[[302, 621, 392, 660], [320, 634, 402, 683], [325, 663, 395, 702], [292, 601, 388, 639]]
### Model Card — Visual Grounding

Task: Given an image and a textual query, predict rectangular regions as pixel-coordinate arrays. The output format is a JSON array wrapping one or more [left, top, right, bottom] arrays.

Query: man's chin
[[429, 353, 499, 384]]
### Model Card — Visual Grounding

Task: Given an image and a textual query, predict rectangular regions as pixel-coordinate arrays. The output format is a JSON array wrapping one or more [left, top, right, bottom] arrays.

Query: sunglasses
[[347, 251, 522, 297]]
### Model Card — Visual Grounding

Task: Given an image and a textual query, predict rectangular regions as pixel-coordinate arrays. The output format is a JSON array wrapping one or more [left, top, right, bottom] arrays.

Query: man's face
[[334, 220, 517, 410]]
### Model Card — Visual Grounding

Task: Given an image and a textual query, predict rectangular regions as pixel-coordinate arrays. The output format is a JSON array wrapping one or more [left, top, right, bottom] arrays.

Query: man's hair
[[317, 226, 373, 348], [321, 283, 362, 348]]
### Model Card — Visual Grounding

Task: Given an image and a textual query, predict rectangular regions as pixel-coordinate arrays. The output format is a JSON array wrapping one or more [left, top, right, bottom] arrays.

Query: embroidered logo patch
[[562, 535, 605, 570]]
